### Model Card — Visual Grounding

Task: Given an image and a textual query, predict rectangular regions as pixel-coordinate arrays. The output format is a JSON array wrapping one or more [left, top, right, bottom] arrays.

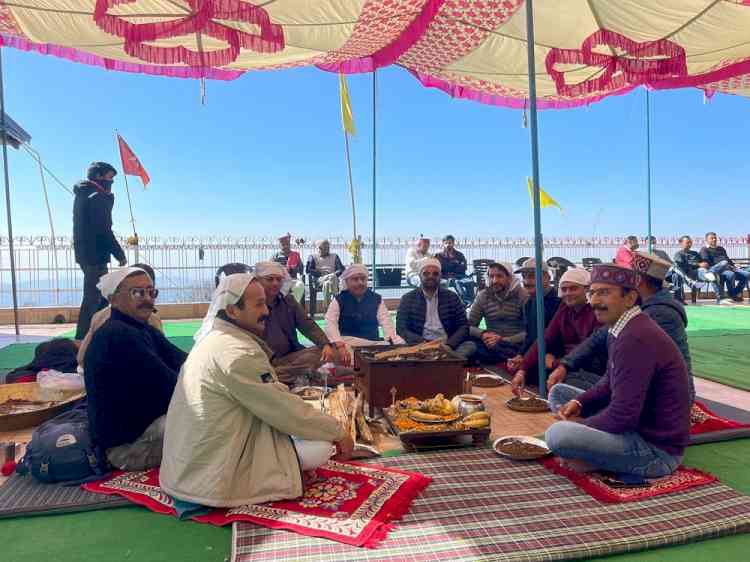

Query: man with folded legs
[[545, 264, 690, 478], [699, 232, 748, 303], [161, 273, 353, 508]]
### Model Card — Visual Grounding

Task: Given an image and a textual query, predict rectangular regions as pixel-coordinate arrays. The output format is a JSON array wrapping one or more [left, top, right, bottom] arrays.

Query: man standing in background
[[73, 162, 127, 342]]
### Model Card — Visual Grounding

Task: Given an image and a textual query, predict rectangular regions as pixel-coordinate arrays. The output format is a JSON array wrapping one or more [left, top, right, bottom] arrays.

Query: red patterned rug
[[541, 457, 717, 503], [82, 460, 430, 548], [691, 400, 750, 435]]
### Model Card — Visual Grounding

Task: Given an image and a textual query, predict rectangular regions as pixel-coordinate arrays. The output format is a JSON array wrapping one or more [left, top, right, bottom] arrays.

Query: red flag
[[117, 134, 151, 187]]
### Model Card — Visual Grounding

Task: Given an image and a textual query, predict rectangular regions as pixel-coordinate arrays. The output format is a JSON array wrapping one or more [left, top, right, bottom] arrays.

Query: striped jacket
[[468, 285, 528, 345]]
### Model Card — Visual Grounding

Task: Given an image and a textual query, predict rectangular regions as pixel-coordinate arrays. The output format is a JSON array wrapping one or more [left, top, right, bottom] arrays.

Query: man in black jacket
[[699, 232, 748, 302], [73, 162, 127, 341], [84, 267, 187, 470], [435, 234, 475, 305], [396, 258, 470, 357]]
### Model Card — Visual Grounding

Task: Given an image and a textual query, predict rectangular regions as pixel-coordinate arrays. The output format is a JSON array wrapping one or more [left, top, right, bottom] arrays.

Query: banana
[[410, 411, 444, 422], [464, 411, 490, 422], [462, 418, 491, 429]]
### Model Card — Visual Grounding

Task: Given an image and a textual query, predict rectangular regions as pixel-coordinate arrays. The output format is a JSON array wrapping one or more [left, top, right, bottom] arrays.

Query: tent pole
[[0, 47, 20, 336], [646, 89, 653, 252], [525, 0, 547, 397], [371, 70, 377, 289]]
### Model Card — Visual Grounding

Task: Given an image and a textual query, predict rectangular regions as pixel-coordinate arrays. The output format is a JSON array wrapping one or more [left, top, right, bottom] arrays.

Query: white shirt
[[324, 298, 404, 344], [405, 247, 430, 277]]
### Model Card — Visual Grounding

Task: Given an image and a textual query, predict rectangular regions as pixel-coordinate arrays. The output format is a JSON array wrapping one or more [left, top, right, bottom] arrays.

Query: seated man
[[614, 236, 639, 268], [272, 233, 305, 303], [396, 258, 470, 358], [84, 267, 187, 471], [507, 258, 561, 371], [256, 261, 349, 385], [404, 236, 431, 287], [306, 239, 345, 309], [672, 235, 704, 300], [464, 262, 528, 364], [545, 264, 690, 479], [549, 252, 695, 405], [511, 269, 603, 393], [324, 264, 405, 352], [700, 231, 749, 302], [77, 262, 163, 368], [435, 234, 475, 305], [161, 273, 353, 508]]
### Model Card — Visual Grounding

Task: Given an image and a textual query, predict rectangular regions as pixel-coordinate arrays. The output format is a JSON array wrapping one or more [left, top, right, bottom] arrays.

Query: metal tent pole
[[371, 70, 377, 288], [0, 47, 19, 336], [525, 0, 547, 397], [646, 89, 653, 252]]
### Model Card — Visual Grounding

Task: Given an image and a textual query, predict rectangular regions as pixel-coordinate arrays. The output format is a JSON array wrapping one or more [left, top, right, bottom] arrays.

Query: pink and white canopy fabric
[[2, 0, 750, 107]]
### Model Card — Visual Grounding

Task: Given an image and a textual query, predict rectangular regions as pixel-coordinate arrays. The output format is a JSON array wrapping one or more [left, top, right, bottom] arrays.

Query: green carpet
[[1, 440, 748, 562]]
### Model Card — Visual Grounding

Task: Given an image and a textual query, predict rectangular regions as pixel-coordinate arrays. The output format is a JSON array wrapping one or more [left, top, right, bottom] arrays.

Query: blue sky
[[3, 47, 749, 241]]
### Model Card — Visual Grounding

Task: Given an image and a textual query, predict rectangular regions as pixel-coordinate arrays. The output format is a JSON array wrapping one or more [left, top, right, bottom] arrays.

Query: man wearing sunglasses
[[83, 267, 187, 471], [77, 263, 163, 368]]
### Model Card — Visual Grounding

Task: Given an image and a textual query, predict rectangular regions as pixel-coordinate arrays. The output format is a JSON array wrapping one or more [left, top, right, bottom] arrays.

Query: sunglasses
[[124, 287, 159, 300]]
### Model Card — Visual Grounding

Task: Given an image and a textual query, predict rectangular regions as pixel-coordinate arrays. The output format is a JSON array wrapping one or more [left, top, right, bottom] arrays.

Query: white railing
[[1, 235, 748, 308]]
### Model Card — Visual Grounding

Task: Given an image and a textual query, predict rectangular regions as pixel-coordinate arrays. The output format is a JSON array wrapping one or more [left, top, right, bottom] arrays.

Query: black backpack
[[16, 401, 109, 484]]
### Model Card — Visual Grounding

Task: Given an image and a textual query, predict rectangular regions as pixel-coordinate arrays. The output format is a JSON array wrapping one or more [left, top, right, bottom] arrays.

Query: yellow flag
[[527, 177, 563, 214], [339, 73, 356, 136]]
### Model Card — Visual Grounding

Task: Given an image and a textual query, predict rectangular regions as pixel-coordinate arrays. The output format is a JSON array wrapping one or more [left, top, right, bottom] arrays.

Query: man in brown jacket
[[160, 273, 353, 508]]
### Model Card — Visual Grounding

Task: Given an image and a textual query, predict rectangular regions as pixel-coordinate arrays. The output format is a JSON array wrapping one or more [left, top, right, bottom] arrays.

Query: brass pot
[[451, 394, 486, 417]]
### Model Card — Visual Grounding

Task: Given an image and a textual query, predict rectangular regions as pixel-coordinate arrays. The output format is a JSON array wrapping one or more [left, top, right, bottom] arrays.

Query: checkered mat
[[0, 474, 129, 518], [232, 448, 750, 562]]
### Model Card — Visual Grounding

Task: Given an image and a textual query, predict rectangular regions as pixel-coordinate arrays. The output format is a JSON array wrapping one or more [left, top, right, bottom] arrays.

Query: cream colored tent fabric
[[1, 0, 750, 106]]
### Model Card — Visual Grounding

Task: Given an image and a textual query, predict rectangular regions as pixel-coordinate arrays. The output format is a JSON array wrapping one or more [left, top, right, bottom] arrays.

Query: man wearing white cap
[[396, 258, 470, 357], [84, 267, 187, 471], [404, 236, 431, 287], [272, 233, 305, 303], [306, 239, 345, 313], [255, 261, 348, 385], [512, 268, 604, 395], [161, 273, 353, 508], [77, 263, 163, 368], [507, 258, 561, 372], [324, 264, 405, 353]]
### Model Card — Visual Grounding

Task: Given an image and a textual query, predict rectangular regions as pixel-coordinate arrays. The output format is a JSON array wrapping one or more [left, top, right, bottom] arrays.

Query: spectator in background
[[405, 236, 431, 287], [73, 162, 127, 342], [435, 234, 475, 305], [699, 232, 749, 303], [306, 239, 345, 309], [672, 236, 703, 301], [614, 236, 639, 268], [273, 233, 305, 303]]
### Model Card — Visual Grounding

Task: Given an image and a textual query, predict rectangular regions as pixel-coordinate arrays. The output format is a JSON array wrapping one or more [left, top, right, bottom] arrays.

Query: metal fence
[[1, 235, 748, 308]]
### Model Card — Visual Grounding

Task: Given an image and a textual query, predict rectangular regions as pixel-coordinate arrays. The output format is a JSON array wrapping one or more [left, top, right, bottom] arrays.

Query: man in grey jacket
[[548, 252, 695, 405], [464, 262, 528, 364]]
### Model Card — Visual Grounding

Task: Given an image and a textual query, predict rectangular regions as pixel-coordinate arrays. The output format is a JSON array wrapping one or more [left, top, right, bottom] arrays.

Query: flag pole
[[371, 70, 377, 289], [115, 131, 139, 263], [645, 89, 653, 253], [524, 0, 547, 397], [0, 46, 20, 336], [343, 131, 357, 241]]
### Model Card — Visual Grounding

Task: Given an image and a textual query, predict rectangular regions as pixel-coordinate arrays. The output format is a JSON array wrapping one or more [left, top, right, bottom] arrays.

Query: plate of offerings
[[292, 386, 326, 401], [493, 436, 551, 460], [471, 373, 505, 388], [505, 396, 550, 413], [384, 393, 491, 450]]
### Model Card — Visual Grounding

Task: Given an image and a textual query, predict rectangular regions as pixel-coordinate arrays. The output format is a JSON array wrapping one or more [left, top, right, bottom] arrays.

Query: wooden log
[[372, 340, 443, 360]]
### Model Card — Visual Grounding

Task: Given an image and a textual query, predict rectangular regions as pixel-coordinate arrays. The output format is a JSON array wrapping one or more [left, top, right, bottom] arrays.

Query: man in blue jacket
[[73, 162, 127, 341]]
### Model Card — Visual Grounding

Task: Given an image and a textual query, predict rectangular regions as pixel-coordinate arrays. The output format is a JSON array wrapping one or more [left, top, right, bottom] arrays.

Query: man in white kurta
[[160, 274, 353, 508]]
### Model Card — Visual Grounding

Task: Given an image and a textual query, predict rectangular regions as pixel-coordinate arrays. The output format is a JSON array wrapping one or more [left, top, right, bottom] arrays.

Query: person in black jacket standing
[[73, 162, 127, 341]]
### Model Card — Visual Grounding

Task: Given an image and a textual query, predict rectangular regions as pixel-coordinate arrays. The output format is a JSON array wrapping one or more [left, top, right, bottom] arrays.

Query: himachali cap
[[632, 252, 671, 281], [514, 258, 549, 274], [590, 264, 638, 289]]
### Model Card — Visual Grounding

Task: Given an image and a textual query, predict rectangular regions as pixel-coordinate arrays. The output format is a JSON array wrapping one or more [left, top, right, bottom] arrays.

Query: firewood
[[372, 340, 443, 360], [354, 392, 374, 443]]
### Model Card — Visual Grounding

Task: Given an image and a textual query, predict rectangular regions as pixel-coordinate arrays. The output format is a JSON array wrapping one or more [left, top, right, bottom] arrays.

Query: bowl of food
[[493, 436, 551, 460], [505, 396, 550, 413], [293, 386, 326, 401]]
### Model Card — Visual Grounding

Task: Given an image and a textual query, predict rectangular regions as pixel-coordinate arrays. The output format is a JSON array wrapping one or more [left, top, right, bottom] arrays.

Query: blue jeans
[[697, 265, 724, 301], [460, 338, 519, 364], [548, 383, 585, 413], [726, 269, 749, 298], [441, 277, 475, 306], [545, 421, 681, 478]]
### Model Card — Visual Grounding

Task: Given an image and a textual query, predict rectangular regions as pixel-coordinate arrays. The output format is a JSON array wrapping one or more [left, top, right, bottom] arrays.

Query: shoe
[[732, 296, 744, 303], [720, 298, 736, 305], [704, 272, 717, 282]]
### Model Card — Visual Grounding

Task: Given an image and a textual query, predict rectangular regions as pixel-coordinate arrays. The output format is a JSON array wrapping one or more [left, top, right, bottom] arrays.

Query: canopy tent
[[1, 1, 750, 105], [0, 0, 749, 389]]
